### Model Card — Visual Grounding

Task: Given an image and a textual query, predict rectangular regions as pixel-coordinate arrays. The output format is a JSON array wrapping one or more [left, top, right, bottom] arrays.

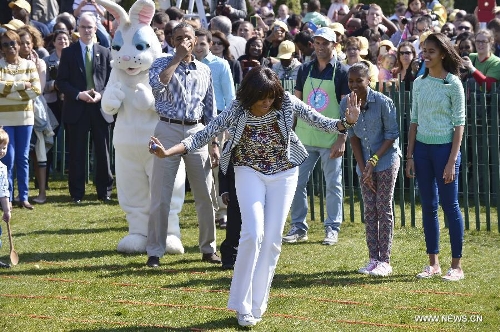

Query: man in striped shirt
[[146, 22, 221, 268]]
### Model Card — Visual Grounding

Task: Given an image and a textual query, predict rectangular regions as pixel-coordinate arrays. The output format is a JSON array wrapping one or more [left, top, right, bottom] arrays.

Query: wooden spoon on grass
[[6, 221, 19, 266]]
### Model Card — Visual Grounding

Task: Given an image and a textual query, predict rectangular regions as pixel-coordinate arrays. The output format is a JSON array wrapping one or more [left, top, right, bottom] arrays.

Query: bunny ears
[[96, 0, 156, 27]]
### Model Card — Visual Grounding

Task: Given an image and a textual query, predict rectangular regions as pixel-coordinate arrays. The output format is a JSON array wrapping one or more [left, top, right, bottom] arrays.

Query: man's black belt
[[159, 117, 201, 125]]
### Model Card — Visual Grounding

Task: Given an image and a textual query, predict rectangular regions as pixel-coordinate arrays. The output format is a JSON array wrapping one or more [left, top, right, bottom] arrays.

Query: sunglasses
[[1, 40, 16, 48], [458, 26, 471, 31], [399, 51, 412, 55], [212, 41, 224, 46], [475, 40, 489, 45]]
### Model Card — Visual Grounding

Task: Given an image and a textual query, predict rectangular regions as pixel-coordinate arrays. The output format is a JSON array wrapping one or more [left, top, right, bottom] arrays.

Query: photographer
[[72, 0, 110, 48], [211, 0, 247, 22], [344, 4, 398, 40]]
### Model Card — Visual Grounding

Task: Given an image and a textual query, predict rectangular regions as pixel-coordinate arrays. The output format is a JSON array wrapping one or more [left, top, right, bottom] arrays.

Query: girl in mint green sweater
[[405, 33, 466, 282]]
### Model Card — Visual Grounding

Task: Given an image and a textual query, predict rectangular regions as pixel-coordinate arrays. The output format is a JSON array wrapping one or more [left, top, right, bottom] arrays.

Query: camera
[[401, 17, 411, 25], [48, 65, 58, 81]]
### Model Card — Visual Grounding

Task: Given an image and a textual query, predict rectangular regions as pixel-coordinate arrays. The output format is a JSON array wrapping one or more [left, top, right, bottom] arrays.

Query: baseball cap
[[2, 19, 25, 31], [357, 36, 369, 56], [274, 40, 295, 59], [379, 40, 396, 51], [8, 0, 31, 13], [313, 27, 336, 43]]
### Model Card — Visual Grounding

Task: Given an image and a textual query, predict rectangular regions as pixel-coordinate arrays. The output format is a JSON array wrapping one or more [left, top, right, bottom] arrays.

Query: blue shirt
[[149, 55, 216, 123], [201, 52, 235, 111], [340, 88, 401, 174]]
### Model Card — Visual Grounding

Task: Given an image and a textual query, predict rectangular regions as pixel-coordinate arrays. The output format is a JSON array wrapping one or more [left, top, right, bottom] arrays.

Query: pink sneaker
[[416, 265, 442, 279], [369, 262, 393, 277], [442, 268, 464, 281], [358, 259, 378, 274]]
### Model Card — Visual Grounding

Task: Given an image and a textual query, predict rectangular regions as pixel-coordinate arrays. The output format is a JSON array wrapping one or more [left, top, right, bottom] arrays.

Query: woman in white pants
[[149, 67, 360, 327]]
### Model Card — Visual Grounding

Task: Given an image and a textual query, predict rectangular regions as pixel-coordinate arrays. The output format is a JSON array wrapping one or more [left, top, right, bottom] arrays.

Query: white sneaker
[[442, 268, 464, 281], [416, 265, 442, 279], [358, 259, 378, 274], [369, 262, 393, 277], [322, 226, 338, 245], [237, 313, 256, 327], [282, 225, 308, 243]]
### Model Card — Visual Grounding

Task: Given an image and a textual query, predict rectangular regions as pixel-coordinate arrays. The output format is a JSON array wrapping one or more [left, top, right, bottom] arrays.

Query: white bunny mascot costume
[[98, 0, 185, 254]]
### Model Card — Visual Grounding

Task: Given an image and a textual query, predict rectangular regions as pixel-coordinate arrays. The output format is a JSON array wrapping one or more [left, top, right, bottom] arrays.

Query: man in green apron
[[283, 27, 350, 245]]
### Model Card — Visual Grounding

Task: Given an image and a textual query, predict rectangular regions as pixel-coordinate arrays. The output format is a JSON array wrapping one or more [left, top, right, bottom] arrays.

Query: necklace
[[4, 59, 21, 76]]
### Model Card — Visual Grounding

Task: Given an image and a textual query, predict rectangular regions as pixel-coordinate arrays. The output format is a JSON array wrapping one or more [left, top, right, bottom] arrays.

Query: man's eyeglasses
[[1, 41, 16, 48], [79, 25, 95, 31], [458, 26, 471, 31], [212, 41, 224, 46], [399, 51, 412, 55]]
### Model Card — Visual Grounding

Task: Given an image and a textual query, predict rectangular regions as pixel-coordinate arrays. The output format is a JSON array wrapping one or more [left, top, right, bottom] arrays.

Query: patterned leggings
[[360, 159, 400, 263]]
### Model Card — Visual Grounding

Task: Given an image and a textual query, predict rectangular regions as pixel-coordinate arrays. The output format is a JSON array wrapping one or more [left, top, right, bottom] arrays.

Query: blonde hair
[[0, 128, 9, 145]]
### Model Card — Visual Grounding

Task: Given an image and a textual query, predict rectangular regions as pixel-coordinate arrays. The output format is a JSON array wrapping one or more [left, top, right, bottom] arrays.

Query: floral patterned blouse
[[232, 110, 294, 174]]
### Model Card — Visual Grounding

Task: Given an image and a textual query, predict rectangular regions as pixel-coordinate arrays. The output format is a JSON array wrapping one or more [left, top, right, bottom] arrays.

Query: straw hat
[[329, 22, 345, 35], [271, 20, 289, 32]]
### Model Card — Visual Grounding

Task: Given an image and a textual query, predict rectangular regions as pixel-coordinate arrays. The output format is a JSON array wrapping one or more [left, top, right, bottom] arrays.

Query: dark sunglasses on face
[[458, 26, 471, 31], [212, 41, 224, 46], [1, 40, 16, 48], [399, 51, 412, 55]]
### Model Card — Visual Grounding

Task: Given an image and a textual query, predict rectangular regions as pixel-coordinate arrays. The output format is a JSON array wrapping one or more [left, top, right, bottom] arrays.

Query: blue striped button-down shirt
[[149, 54, 216, 123]]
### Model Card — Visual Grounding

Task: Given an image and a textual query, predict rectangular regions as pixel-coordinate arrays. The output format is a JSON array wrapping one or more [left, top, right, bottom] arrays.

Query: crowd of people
[[0, 0, 492, 327]]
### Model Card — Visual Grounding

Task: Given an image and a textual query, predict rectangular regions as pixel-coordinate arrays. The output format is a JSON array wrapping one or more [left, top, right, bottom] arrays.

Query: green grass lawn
[[0, 180, 499, 331]]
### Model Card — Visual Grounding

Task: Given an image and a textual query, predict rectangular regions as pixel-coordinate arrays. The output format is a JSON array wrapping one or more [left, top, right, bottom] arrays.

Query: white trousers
[[227, 166, 298, 317]]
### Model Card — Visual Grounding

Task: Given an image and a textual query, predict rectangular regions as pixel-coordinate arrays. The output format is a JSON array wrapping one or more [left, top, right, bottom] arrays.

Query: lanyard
[[308, 62, 334, 109]]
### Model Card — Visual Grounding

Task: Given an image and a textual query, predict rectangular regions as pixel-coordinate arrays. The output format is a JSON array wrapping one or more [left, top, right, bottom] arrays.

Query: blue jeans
[[3, 126, 32, 202], [290, 145, 343, 232], [414, 141, 464, 258]]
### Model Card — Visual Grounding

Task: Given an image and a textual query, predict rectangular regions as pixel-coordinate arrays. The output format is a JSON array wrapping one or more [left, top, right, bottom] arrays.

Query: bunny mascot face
[[98, 0, 185, 254]]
